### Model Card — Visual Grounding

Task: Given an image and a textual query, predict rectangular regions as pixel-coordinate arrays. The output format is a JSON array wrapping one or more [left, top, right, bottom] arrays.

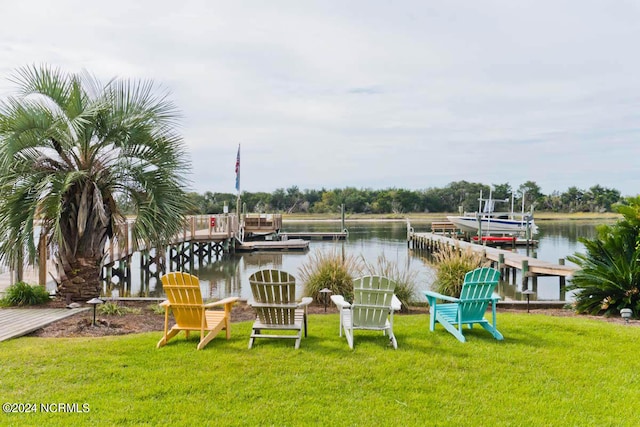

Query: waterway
[[109, 219, 608, 303]]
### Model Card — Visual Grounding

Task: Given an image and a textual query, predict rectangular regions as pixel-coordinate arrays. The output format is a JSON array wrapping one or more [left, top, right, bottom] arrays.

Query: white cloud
[[1, 0, 639, 196]]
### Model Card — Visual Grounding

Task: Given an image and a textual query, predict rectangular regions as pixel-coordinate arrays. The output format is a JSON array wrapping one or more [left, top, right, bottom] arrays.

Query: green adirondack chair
[[424, 267, 503, 343], [330, 276, 402, 349]]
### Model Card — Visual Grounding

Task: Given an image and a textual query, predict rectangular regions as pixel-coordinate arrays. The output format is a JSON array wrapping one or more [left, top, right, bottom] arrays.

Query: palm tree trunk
[[56, 258, 102, 302]]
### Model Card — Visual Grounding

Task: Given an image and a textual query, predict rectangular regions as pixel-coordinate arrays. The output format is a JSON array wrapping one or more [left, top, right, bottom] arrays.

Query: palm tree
[[0, 65, 192, 301], [567, 197, 640, 315]]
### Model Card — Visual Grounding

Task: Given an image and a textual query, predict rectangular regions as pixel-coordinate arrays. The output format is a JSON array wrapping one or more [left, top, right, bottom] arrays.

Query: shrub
[[568, 197, 640, 316], [148, 303, 166, 315], [98, 301, 139, 316], [0, 282, 50, 306], [361, 253, 418, 311], [429, 245, 486, 297], [298, 249, 364, 303]]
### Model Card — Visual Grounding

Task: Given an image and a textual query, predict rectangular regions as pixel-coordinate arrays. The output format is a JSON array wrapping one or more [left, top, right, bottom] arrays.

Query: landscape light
[[620, 308, 633, 323]]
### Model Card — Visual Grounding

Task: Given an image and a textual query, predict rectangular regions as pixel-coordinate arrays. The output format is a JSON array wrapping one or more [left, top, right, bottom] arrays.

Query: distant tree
[[491, 182, 512, 200], [561, 186, 586, 212], [518, 181, 544, 209], [585, 185, 621, 212]]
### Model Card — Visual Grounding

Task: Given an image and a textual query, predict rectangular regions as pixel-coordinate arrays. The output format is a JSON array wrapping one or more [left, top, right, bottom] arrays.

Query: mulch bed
[[25, 299, 637, 338]]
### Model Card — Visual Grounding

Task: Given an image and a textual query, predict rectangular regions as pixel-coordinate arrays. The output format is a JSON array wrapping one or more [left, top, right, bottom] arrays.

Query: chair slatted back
[[249, 269, 297, 326], [458, 267, 500, 320], [161, 272, 205, 329], [352, 276, 396, 327]]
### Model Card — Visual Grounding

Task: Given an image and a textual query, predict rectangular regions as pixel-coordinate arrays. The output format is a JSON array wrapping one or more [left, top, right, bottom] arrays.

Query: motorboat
[[446, 190, 538, 236]]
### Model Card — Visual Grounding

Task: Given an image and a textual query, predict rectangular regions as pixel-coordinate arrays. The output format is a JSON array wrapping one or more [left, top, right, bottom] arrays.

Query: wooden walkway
[[409, 232, 576, 276], [0, 307, 88, 342], [409, 232, 576, 293]]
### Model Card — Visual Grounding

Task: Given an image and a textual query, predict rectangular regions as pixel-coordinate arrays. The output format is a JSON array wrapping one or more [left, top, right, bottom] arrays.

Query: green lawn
[[1, 313, 638, 426]]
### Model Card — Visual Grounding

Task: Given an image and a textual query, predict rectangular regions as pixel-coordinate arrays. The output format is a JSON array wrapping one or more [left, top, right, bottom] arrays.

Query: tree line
[[181, 180, 625, 215]]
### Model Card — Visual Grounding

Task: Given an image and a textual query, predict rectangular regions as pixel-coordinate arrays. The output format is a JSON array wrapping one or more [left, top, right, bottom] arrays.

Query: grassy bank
[[283, 212, 622, 222], [1, 313, 638, 426]]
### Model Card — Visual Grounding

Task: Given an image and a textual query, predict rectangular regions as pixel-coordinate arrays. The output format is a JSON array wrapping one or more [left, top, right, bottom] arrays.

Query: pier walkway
[[409, 232, 576, 290]]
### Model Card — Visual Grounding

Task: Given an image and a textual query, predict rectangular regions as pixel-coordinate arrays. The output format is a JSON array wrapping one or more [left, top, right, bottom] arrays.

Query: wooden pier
[[408, 231, 576, 293]]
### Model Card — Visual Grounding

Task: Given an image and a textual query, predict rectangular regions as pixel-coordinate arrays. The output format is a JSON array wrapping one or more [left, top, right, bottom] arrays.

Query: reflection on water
[[112, 219, 607, 303]]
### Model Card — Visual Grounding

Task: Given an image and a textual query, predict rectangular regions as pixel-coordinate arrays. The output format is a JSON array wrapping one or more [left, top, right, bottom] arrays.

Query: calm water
[[112, 219, 607, 302]]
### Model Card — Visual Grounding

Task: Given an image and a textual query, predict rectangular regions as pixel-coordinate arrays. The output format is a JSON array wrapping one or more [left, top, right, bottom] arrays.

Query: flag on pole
[[235, 144, 240, 192]]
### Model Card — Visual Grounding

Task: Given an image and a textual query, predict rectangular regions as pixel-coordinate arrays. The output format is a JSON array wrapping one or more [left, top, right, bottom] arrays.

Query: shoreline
[[282, 212, 621, 223]]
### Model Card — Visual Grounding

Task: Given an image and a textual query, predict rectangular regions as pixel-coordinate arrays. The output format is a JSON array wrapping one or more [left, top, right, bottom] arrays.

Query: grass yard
[[1, 313, 639, 426]]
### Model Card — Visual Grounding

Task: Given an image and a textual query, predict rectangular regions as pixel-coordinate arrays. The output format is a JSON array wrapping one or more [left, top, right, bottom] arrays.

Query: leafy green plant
[[568, 196, 640, 316], [0, 282, 50, 306], [429, 245, 486, 297], [98, 301, 137, 316], [361, 253, 419, 311], [148, 303, 166, 315], [299, 249, 364, 302]]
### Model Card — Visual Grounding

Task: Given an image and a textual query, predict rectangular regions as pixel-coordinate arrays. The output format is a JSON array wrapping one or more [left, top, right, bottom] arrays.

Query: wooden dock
[[236, 239, 310, 252], [0, 307, 88, 342], [279, 231, 348, 240], [408, 232, 576, 290]]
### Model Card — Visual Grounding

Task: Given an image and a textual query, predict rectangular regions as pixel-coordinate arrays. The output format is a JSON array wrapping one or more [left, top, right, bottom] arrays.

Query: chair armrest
[[423, 290, 460, 303], [391, 295, 402, 311], [297, 297, 313, 308], [204, 297, 239, 309], [330, 295, 351, 309]]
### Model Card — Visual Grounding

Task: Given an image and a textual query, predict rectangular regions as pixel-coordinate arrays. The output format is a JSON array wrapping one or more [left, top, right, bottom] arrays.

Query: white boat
[[446, 190, 538, 236]]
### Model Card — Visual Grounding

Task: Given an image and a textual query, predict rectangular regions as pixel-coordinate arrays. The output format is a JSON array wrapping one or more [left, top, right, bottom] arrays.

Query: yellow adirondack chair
[[248, 269, 312, 349], [157, 272, 238, 350]]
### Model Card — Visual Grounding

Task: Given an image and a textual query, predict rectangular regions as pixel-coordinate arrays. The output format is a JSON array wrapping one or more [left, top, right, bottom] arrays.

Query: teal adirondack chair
[[424, 267, 503, 342], [331, 276, 402, 349]]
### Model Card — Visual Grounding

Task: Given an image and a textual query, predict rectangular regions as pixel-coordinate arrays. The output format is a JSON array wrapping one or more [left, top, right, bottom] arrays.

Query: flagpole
[[235, 144, 241, 223]]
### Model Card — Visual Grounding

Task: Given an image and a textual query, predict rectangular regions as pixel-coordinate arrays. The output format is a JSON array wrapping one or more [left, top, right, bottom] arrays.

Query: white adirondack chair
[[248, 269, 312, 349], [331, 276, 401, 349]]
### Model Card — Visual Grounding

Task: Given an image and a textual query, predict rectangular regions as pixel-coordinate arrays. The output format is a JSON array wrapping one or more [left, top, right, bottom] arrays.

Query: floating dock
[[235, 239, 310, 252], [279, 231, 348, 240]]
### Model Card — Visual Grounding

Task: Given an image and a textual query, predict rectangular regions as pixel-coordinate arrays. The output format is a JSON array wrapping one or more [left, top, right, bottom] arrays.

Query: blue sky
[[1, 1, 639, 196]]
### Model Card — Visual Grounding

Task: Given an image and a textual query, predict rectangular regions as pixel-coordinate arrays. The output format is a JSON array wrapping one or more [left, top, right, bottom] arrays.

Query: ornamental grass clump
[[361, 253, 419, 311], [0, 282, 50, 306], [430, 245, 486, 297], [299, 249, 364, 303]]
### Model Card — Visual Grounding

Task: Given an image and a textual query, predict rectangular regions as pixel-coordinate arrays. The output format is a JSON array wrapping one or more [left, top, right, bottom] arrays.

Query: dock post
[[522, 260, 529, 290], [498, 253, 505, 278], [559, 258, 566, 300]]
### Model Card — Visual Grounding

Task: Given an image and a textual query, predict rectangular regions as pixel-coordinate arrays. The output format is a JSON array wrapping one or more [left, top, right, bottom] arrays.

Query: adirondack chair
[[330, 276, 402, 349], [248, 269, 312, 349], [157, 272, 239, 350], [424, 267, 503, 343]]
